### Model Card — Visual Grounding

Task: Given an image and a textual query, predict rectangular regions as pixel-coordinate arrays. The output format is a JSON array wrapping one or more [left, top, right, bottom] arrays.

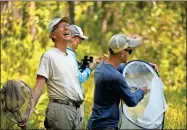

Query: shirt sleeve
[[117, 74, 144, 107], [67, 49, 92, 84], [78, 67, 91, 84], [117, 63, 126, 74], [37, 55, 52, 80]]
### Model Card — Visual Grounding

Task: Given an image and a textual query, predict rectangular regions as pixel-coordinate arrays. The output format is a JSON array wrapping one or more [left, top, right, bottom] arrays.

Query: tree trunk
[[94, 1, 98, 12], [1, 1, 9, 40], [138, 1, 145, 9], [21, 3, 28, 39], [29, 1, 36, 42], [0, 1, 8, 13], [100, 2, 111, 53], [68, 1, 74, 24]]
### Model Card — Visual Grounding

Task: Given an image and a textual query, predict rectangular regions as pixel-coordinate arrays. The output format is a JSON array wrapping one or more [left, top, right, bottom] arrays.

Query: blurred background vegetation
[[1, 1, 186, 129]]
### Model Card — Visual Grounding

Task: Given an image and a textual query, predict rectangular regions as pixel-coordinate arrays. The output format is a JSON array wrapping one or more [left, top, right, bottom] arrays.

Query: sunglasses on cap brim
[[124, 49, 132, 54]]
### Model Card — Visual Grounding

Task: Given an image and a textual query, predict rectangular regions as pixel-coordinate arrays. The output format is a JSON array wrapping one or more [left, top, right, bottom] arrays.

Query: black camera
[[79, 56, 93, 72]]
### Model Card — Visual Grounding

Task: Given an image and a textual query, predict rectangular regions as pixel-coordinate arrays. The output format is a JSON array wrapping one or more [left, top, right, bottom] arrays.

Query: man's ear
[[49, 33, 56, 39], [119, 51, 123, 58], [121, 51, 126, 58]]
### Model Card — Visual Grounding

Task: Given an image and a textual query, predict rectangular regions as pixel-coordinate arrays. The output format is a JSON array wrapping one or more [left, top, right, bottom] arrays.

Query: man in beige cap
[[87, 34, 149, 130], [31, 17, 84, 129]]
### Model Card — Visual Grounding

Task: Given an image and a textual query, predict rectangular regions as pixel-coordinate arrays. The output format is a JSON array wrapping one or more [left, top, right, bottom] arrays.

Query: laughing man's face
[[51, 21, 71, 42]]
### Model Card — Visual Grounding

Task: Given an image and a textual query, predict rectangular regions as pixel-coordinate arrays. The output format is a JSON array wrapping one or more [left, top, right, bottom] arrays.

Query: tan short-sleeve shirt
[[37, 47, 83, 102]]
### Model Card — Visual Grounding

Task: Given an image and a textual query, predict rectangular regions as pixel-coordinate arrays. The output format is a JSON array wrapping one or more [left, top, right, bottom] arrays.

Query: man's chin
[[63, 36, 71, 41], [65, 39, 71, 42]]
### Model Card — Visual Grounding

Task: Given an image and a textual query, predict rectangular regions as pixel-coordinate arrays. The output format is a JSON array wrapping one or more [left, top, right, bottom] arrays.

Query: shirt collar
[[67, 47, 75, 52], [53, 47, 68, 56]]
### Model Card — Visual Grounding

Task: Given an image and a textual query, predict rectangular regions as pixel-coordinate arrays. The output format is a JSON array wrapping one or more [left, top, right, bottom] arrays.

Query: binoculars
[[79, 56, 93, 72]]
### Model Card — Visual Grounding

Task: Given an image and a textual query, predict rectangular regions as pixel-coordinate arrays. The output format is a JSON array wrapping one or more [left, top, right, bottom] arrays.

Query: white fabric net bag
[[119, 60, 168, 129]]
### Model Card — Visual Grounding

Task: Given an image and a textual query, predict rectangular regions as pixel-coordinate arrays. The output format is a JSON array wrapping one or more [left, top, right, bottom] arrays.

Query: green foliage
[[1, 1, 186, 129]]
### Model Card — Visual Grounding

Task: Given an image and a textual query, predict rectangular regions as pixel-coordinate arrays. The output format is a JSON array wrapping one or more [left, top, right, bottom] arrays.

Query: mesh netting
[[121, 60, 167, 129], [1, 80, 33, 124]]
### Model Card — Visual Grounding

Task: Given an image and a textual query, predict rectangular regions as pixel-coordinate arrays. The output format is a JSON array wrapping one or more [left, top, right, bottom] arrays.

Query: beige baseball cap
[[108, 34, 141, 53], [69, 25, 88, 40]]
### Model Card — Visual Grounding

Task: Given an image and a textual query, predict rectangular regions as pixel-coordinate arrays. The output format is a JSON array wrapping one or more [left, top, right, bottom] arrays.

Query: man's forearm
[[33, 85, 44, 107], [32, 76, 46, 107], [78, 68, 91, 83]]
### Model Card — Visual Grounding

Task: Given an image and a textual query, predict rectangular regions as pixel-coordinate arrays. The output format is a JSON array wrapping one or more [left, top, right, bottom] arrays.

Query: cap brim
[[128, 38, 141, 48], [61, 17, 70, 23], [79, 35, 88, 40]]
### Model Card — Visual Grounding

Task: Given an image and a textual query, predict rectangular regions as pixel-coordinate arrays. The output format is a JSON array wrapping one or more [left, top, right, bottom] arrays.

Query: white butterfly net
[[121, 61, 168, 129]]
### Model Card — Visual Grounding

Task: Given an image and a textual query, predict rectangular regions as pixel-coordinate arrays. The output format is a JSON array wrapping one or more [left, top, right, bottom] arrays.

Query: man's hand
[[18, 120, 27, 129], [89, 59, 98, 71], [98, 53, 108, 62], [141, 86, 150, 95], [17, 95, 35, 129], [149, 63, 159, 72]]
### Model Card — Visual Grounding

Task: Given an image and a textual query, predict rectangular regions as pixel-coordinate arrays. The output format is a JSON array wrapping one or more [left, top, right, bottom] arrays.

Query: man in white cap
[[87, 34, 149, 130], [30, 17, 84, 129], [67, 25, 97, 128]]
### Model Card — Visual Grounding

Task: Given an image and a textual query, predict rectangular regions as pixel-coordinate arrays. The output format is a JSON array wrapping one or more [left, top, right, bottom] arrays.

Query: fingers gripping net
[[1, 80, 33, 124]]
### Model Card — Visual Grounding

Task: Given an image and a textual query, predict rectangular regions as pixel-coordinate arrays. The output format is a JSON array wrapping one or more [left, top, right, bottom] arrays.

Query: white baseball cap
[[48, 17, 69, 34], [108, 34, 141, 53], [69, 25, 88, 40]]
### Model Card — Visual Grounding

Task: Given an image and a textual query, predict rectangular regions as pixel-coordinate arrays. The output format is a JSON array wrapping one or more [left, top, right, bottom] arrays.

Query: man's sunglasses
[[124, 49, 133, 54], [51, 23, 70, 32]]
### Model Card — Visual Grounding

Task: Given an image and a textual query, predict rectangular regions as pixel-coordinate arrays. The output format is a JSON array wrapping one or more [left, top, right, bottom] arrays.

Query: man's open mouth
[[63, 32, 70, 36]]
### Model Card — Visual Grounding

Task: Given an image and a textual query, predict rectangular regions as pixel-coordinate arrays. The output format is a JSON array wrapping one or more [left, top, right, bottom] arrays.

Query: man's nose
[[64, 25, 70, 30]]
